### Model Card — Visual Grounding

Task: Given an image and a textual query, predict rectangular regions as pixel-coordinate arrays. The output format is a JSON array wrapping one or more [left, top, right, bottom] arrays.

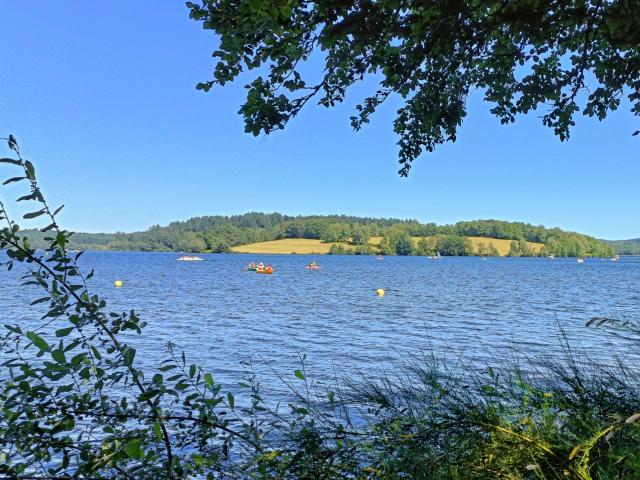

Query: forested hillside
[[604, 238, 640, 255], [22, 213, 614, 257]]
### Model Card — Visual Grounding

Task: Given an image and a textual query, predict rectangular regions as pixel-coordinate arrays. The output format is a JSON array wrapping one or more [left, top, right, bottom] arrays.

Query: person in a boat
[[258, 262, 264, 269]]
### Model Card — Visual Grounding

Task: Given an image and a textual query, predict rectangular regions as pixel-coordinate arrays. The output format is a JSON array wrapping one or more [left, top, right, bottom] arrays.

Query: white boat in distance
[[177, 255, 203, 261]]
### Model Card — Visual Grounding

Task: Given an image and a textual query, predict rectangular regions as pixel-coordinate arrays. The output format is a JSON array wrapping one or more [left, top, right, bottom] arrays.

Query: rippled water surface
[[2, 253, 639, 393]]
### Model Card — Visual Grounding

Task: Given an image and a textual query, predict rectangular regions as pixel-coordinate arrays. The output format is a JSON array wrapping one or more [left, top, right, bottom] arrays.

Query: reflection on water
[[2, 253, 639, 395]]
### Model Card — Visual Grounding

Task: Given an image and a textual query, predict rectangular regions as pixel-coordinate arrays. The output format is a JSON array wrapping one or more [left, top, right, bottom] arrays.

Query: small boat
[[256, 266, 273, 274], [428, 251, 442, 260], [376, 256, 384, 260], [611, 255, 620, 262], [548, 254, 555, 259], [305, 262, 321, 270], [246, 262, 258, 271], [177, 255, 203, 261], [577, 257, 585, 263]]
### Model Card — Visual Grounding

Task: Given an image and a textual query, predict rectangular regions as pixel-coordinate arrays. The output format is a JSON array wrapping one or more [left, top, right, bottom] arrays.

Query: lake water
[[2, 252, 639, 395]]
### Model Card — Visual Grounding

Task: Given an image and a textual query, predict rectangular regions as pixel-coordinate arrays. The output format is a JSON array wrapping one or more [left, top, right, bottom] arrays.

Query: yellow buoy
[[114, 280, 123, 287], [376, 288, 385, 297]]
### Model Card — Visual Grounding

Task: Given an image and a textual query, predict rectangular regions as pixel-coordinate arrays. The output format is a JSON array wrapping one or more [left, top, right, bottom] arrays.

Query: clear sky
[[1, 2, 638, 239]]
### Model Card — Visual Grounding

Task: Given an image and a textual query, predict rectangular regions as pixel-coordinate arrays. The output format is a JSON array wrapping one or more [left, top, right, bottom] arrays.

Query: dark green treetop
[[188, 0, 640, 175]]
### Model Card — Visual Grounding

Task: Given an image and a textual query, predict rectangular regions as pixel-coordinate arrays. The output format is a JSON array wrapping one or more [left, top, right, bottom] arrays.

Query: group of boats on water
[[244, 260, 321, 274], [176, 256, 318, 273], [245, 262, 274, 274], [576, 254, 620, 263], [176, 253, 622, 268]]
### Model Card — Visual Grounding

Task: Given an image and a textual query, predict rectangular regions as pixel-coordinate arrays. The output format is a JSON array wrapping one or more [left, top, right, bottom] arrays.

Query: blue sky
[[1, 2, 638, 239]]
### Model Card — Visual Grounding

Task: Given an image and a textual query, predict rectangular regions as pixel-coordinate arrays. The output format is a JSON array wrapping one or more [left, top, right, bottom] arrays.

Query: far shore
[[228, 237, 543, 256]]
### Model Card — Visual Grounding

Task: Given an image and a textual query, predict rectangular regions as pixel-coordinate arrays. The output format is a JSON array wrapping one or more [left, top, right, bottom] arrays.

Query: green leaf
[[27, 331, 50, 352], [175, 381, 189, 391], [70, 353, 87, 365], [23, 209, 46, 219], [204, 372, 213, 387], [3, 176, 25, 185], [189, 364, 196, 378], [91, 346, 102, 360], [16, 193, 37, 202], [138, 389, 161, 402], [0, 157, 20, 165], [481, 385, 497, 395], [64, 339, 81, 352], [227, 392, 235, 409], [294, 370, 305, 380], [55, 327, 74, 337], [4, 324, 22, 334], [123, 439, 143, 459], [24, 160, 36, 180], [153, 422, 163, 441], [30, 297, 50, 306], [123, 347, 136, 367], [51, 349, 66, 364]]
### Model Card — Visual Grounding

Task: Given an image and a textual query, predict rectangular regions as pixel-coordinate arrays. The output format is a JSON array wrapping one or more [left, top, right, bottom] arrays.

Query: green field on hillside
[[230, 236, 544, 256]]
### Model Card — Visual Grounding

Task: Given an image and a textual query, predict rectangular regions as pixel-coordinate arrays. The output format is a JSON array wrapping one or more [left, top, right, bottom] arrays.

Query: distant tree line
[[22, 214, 614, 257], [603, 238, 640, 255]]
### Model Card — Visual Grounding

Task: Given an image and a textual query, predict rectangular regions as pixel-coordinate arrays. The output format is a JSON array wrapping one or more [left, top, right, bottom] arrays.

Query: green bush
[[328, 243, 353, 255]]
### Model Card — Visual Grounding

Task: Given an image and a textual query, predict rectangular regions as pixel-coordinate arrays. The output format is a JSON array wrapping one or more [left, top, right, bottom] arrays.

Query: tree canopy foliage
[[188, 0, 640, 174], [22, 213, 614, 257], [605, 237, 640, 255]]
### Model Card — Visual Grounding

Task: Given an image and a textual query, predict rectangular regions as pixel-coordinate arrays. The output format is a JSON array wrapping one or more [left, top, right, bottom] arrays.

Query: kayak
[[305, 265, 321, 270]]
